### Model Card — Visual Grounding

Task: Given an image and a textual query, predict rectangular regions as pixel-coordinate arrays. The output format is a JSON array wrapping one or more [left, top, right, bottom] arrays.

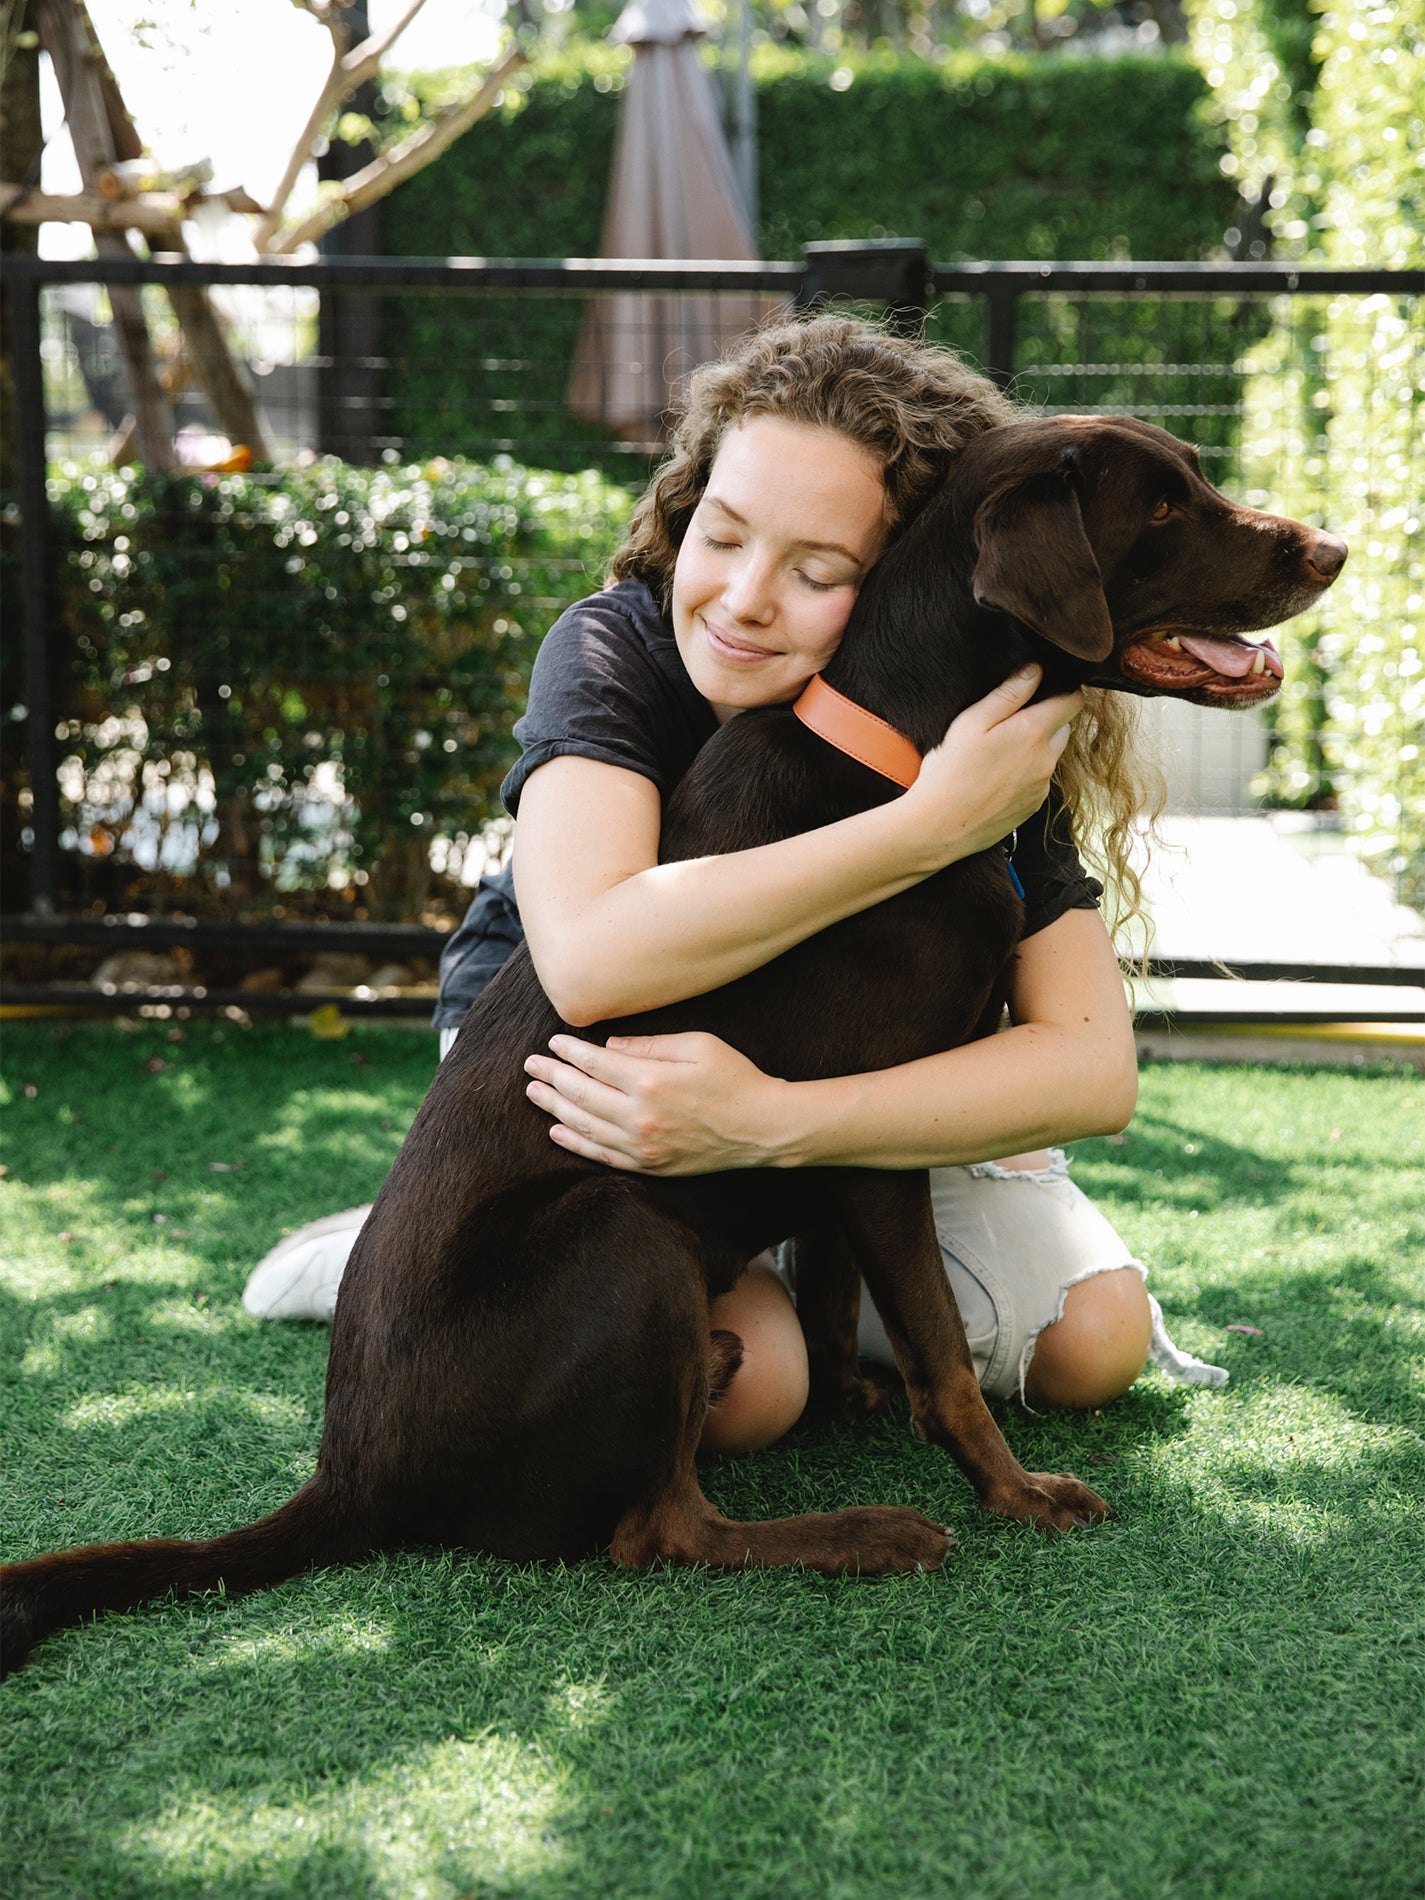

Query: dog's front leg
[[837, 1171, 1111, 1531], [790, 1226, 898, 1426]]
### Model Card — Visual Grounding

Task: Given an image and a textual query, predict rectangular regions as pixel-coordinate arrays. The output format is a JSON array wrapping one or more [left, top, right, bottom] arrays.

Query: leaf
[[308, 1003, 352, 1040], [1226, 1323, 1264, 1336]]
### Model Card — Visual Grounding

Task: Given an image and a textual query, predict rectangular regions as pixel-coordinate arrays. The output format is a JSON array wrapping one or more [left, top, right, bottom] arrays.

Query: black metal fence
[[3, 246, 1421, 1014]]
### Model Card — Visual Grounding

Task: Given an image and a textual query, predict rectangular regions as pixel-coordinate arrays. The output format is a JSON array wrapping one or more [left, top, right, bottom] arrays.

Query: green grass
[[1, 1022, 1421, 1900]]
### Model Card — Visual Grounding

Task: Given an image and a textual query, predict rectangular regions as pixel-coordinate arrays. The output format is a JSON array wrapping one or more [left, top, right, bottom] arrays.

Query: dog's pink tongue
[[1178, 635, 1282, 679]]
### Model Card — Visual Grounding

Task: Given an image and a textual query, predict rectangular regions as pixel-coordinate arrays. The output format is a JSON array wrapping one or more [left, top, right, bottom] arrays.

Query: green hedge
[[40, 458, 634, 920], [387, 43, 1231, 264], [378, 44, 1235, 463]]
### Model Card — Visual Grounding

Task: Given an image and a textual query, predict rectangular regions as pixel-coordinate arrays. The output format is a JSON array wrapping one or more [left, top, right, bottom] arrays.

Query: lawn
[[1, 1021, 1421, 1900]]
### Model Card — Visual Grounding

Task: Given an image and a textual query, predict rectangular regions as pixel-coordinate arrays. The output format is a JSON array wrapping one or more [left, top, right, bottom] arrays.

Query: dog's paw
[[986, 1471, 1112, 1532], [806, 1367, 899, 1428], [832, 1505, 954, 1575]]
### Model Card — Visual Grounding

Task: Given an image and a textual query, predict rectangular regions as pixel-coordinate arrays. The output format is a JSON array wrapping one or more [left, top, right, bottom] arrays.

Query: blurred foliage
[[749, 43, 1229, 260], [1187, 0, 1422, 902], [503, 0, 1186, 57], [386, 40, 1231, 265], [379, 42, 1233, 465], [39, 457, 633, 920]]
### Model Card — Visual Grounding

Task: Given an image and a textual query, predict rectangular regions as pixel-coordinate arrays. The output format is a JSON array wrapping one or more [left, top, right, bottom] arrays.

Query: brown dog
[[1, 418, 1345, 1674]]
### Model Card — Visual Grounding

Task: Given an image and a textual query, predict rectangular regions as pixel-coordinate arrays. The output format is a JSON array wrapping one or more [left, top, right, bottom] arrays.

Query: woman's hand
[[523, 1032, 786, 1174], [901, 665, 1084, 868]]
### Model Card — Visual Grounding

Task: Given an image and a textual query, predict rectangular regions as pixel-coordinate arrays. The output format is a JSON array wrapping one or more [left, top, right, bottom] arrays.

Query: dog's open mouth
[[1120, 629, 1284, 705]]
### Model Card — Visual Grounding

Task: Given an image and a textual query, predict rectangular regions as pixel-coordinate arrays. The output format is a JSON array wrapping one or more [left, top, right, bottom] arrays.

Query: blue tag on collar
[[1006, 858, 1025, 899]]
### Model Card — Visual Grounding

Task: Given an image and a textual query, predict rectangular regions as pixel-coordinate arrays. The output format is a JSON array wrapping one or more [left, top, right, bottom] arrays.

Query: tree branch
[[264, 42, 526, 257], [0, 181, 191, 233], [253, 0, 430, 250]]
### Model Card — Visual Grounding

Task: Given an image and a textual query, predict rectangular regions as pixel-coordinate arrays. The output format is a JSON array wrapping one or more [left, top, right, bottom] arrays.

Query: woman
[[245, 313, 1226, 1448]]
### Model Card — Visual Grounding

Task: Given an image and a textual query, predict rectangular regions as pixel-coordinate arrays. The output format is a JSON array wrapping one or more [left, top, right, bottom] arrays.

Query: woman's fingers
[[1036, 687, 1086, 740], [522, 1030, 774, 1176], [530, 1031, 707, 1087], [523, 1049, 631, 1120], [973, 661, 1043, 721], [906, 670, 1087, 864], [962, 672, 1084, 742], [523, 1036, 681, 1170], [602, 1031, 711, 1062], [525, 1079, 642, 1168]]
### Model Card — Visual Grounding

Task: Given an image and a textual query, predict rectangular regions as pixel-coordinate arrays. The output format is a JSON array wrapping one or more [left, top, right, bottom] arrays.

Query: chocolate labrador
[[1, 417, 1345, 1674]]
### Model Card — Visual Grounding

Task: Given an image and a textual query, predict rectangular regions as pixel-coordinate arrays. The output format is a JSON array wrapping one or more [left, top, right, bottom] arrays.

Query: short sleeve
[[500, 581, 717, 817], [1012, 788, 1104, 940]]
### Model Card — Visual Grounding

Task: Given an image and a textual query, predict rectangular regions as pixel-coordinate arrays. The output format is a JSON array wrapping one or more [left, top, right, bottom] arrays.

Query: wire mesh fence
[[3, 254, 1420, 986]]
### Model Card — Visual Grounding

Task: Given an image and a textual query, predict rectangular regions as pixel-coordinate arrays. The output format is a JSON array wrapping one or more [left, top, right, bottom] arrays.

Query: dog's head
[[958, 416, 1347, 708]]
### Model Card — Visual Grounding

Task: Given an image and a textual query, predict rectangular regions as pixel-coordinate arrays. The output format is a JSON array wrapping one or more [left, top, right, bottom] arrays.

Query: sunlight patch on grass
[[210, 1619, 395, 1668], [116, 1733, 570, 1897], [1137, 1381, 1422, 1541], [544, 1674, 613, 1735], [21, 1303, 111, 1375], [0, 1253, 96, 1301], [1217, 1383, 1418, 1451], [64, 1385, 312, 1432], [147, 1298, 242, 1338], [3, 1033, 1419, 1900]]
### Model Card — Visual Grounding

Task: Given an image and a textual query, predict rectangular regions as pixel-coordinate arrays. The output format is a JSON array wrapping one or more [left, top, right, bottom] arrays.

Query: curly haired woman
[[244, 312, 1226, 1446]]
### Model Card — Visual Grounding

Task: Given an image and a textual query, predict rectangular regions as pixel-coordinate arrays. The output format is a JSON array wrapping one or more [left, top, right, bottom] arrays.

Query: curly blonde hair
[[611, 311, 1163, 950]]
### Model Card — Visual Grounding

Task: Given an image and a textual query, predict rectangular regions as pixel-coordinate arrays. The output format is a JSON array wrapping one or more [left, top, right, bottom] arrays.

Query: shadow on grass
[[1158, 1257, 1425, 1427], [0, 1024, 430, 1213], [4, 1030, 1422, 1895], [6, 1408, 1422, 1900], [1071, 1103, 1423, 1223]]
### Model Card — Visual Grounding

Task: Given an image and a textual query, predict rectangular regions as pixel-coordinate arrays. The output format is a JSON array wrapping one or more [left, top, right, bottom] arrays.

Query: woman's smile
[[698, 616, 776, 664]]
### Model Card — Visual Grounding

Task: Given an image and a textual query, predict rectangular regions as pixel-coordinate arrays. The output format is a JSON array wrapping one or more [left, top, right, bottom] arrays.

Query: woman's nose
[[725, 560, 775, 623]]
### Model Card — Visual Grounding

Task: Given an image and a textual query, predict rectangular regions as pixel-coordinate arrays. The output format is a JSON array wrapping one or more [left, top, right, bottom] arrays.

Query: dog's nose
[[1306, 532, 1349, 580]]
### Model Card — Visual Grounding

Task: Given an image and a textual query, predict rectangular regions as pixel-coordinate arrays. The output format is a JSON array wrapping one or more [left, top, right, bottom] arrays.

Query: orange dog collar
[[792, 674, 922, 789]]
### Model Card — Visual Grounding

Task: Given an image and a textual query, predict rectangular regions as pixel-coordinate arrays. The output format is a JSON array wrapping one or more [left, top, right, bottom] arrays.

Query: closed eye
[[700, 534, 740, 551]]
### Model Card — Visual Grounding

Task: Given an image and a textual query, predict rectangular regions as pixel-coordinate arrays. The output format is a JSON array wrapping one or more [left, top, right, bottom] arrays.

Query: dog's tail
[[0, 1472, 363, 1678]]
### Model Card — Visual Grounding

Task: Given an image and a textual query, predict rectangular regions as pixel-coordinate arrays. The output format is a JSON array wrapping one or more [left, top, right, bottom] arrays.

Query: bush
[[1188, 0, 1423, 902], [42, 456, 635, 920], [386, 42, 1231, 265], [378, 43, 1235, 462]]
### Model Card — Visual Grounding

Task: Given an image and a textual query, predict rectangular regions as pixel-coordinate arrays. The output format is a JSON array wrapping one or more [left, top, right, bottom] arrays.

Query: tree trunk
[[163, 265, 276, 462], [33, 0, 176, 470], [0, 8, 44, 904], [0, 3, 43, 494], [34, 0, 274, 468]]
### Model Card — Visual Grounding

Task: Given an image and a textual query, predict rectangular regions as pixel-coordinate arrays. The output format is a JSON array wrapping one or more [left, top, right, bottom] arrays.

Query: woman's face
[[671, 416, 888, 719]]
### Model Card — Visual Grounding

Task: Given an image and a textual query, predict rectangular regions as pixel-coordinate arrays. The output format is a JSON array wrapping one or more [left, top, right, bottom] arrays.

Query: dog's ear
[[971, 470, 1114, 663]]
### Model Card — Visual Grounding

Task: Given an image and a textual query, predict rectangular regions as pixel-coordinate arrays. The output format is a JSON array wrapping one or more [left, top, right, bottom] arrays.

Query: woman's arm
[[522, 908, 1138, 1171], [516, 665, 1081, 1026]]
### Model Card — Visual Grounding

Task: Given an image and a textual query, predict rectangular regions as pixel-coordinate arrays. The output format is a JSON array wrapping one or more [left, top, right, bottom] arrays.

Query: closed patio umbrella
[[568, 0, 775, 442]]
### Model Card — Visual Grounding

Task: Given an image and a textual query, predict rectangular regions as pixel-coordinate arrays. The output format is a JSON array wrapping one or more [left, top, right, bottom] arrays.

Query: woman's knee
[[699, 1258, 809, 1456], [1023, 1267, 1152, 1411]]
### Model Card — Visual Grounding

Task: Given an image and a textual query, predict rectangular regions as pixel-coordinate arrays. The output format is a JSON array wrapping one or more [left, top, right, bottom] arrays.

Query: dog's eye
[[1149, 500, 1175, 523]]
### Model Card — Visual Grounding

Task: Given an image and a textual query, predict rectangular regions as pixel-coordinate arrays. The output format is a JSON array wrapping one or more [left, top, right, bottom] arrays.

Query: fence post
[[11, 268, 57, 915], [798, 240, 931, 336], [315, 0, 386, 464], [983, 277, 1018, 389]]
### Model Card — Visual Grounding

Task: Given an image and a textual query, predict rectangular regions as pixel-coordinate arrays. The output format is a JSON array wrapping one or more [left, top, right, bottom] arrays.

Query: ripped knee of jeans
[[966, 1147, 1071, 1186]]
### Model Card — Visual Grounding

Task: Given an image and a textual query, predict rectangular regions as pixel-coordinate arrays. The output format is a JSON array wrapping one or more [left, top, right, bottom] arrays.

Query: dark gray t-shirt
[[433, 577, 1102, 1028]]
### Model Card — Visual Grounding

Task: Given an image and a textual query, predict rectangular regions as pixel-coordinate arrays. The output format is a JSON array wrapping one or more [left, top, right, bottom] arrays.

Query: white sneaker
[[241, 1205, 373, 1321]]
